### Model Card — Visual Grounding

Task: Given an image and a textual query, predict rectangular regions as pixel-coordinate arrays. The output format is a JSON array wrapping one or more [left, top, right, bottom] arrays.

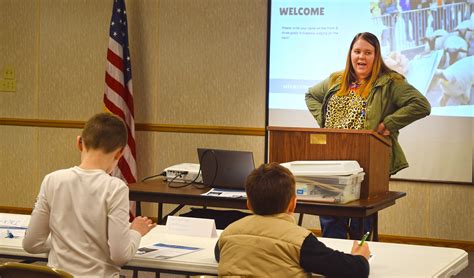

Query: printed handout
[[136, 243, 202, 259]]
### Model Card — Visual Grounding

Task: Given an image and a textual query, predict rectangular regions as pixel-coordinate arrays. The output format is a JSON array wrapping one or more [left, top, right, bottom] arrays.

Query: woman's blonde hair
[[336, 32, 395, 98]]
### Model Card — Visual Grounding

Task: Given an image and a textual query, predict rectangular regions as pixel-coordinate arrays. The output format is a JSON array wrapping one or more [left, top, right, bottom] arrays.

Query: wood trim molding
[[390, 177, 472, 186], [0, 206, 33, 215], [377, 234, 474, 252], [0, 118, 84, 129], [0, 118, 265, 136], [136, 123, 265, 136]]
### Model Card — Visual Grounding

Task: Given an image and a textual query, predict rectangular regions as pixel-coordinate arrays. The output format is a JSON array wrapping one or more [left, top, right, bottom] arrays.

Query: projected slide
[[267, 0, 473, 183], [269, 0, 473, 117]]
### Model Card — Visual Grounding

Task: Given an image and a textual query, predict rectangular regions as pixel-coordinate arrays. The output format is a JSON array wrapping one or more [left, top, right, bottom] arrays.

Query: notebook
[[197, 148, 255, 189]]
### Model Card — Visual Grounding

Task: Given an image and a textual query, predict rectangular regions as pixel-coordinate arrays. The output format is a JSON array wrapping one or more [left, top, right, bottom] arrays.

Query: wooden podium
[[268, 126, 392, 199]]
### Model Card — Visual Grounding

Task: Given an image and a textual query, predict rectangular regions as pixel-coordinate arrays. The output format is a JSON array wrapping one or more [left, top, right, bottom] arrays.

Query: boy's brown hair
[[245, 162, 295, 215], [81, 113, 127, 153]]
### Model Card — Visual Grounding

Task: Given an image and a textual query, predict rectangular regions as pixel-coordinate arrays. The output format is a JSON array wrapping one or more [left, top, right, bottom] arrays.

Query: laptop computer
[[197, 148, 255, 189]]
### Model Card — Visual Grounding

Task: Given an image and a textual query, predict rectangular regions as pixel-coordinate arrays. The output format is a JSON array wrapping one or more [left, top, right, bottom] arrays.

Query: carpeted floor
[[454, 251, 473, 278]]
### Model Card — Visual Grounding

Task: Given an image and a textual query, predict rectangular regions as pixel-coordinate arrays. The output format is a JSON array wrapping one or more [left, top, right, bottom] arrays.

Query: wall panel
[[156, 0, 267, 127], [38, 0, 110, 120], [0, 0, 39, 118], [126, 0, 160, 123], [379, 181, 431, 238], [144, 132, 264, 179], [0, 126, 38, 207], [428, 184, 474, 241], [37, 128, 81, 181]]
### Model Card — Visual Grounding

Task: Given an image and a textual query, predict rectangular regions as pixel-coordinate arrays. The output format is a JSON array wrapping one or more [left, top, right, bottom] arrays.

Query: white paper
[[0, 213, 29, 227], [0, 213, 29, 239], [166, 216, 217, 238], [201, 188, 246, 198], [0, 228, 26, 238], [136, 243, 201, 259]]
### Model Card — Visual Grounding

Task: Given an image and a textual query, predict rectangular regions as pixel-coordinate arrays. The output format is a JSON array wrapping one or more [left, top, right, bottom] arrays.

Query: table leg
[[298, 213, 304, 226], [158, 203, 163, 223], [373, 212, 379, 241], [157, 204, 186, 225], [169, 204, 185, 215], [136, 201, 142, 216]]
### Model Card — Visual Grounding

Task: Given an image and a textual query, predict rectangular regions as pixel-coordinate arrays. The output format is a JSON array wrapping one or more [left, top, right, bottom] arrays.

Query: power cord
[[141, 168, 207, 189], [167, 174, 189, 188], [167, 169, 208, 189], [141, 171, 166, 182], [166, 150, 217, 189], [199, 149, 218, 188]]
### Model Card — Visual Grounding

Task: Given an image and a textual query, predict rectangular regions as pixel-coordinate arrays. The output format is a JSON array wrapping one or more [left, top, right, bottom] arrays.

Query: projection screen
[[267, 0, 473, 183]]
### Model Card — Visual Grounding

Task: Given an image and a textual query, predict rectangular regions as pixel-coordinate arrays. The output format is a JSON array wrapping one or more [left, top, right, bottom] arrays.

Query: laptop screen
[[197, 148, 255, 189]]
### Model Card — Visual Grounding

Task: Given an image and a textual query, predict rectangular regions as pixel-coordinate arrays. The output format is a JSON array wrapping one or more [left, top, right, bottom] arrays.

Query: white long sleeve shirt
[[23, 166, 141, 277]]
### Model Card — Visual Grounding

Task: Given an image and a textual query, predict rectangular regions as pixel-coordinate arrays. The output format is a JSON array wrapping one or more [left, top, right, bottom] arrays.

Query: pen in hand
[[359, 232, 370, 246], [351, 234, 371, 260]]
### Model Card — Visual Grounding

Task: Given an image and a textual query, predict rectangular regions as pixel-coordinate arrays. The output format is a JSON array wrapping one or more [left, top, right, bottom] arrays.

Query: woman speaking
[[305, 32, 431, 239]]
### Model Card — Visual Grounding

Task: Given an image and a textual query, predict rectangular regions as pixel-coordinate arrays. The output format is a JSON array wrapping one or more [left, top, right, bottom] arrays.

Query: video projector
[[164, 163, 202, 183]]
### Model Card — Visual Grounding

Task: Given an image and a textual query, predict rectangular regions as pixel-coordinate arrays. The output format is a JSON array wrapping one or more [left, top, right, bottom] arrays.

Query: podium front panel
[[268, 127, 390, 198]]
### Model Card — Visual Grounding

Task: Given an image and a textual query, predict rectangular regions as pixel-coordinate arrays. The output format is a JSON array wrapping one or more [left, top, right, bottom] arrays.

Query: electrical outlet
[[3, 67, 15, 80], [0, 79, 16, 92]]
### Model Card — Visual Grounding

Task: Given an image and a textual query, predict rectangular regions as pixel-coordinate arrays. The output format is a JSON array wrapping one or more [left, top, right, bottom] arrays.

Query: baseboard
[[2, 206, 472, 251], [377, 234, 474, 252], [308, 229, 474, 251]]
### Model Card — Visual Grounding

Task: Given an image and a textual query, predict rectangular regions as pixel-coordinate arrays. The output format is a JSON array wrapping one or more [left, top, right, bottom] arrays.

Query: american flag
[[104, 0, 137, 215]]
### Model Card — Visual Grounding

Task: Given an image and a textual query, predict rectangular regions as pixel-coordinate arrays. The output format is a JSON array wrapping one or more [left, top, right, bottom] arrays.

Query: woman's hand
[[376, 122, 390, 136]]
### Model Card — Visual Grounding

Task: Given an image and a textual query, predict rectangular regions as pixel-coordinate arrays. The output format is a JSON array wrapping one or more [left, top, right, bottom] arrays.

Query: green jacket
[[305, 72, 431, 175]]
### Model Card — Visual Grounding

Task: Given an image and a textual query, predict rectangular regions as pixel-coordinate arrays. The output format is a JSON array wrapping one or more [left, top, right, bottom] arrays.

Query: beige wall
[[0, 0, 472, 241]]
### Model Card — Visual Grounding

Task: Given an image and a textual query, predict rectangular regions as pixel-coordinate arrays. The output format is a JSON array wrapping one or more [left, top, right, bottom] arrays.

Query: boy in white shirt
[[23, 113, 156, 277]]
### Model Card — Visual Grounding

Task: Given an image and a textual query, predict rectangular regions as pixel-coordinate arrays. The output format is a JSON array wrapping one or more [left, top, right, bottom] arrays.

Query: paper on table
[[0, 213, 29, 238], [0, 213, 29, 228], [136, 243, 202, 259], [201, 188, 246, 198], [0, 228, 27, 238]]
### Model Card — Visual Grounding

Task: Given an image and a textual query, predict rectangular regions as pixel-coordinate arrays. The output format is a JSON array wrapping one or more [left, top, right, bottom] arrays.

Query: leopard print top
[[325, 82, 367, 130]]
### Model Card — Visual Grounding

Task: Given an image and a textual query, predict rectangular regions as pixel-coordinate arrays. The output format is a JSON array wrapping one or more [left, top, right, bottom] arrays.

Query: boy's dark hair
[[245, 162, 296, 215], [81, 113, 127, 153]]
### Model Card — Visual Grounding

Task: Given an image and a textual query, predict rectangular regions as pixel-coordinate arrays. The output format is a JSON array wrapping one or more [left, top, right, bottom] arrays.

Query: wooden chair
[[0, 262, 73, 278]]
